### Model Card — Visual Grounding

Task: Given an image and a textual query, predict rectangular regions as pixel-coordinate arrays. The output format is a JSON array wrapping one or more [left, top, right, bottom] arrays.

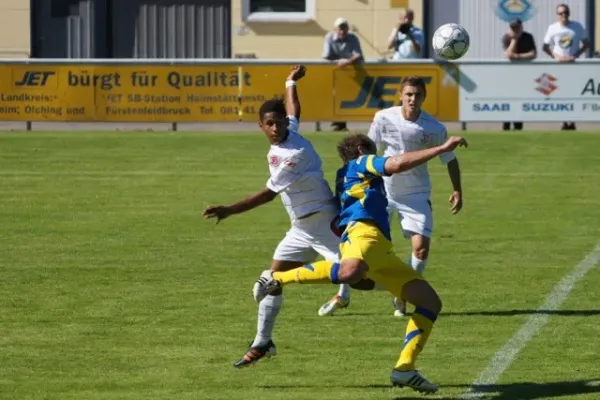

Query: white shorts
[[273, 209, 340, 263], [387, 197, 433, 239]]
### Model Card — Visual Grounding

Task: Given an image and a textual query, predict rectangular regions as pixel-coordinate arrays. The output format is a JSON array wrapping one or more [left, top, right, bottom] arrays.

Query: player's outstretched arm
[[202, 188, 277, 223], [384, 136, 468, 175], [285, 65, 306, 120]]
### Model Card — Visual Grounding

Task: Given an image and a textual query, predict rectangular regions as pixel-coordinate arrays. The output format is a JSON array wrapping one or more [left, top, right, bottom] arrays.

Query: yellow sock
[[395, 307, 437, 371], [272, 261, 339, 286]]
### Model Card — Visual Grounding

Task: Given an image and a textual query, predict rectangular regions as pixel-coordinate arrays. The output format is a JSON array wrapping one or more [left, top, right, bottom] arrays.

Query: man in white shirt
[[367, 76, 463, 317], [203, 66, 348, 366], [387, 9, 424, 60], [543, 3, 590, 131]]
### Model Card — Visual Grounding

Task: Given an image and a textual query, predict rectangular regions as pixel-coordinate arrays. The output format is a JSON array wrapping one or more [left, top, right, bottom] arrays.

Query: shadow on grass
[[261, 378, 600, 400], [445, 378, 600, 399], [442, 309, 600, 317]]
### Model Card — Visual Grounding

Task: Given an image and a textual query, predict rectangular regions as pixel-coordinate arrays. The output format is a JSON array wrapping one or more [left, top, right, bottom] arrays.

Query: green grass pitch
[[1, 130, 599, 400]]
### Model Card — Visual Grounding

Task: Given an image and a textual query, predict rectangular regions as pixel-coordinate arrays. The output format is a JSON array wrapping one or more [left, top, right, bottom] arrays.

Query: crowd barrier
[[1, 59, 600, 126]]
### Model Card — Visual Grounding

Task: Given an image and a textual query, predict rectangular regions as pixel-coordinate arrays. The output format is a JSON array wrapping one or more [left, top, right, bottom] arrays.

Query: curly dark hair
[[258, 98, 286, 120], [336, 133, 377, 163]]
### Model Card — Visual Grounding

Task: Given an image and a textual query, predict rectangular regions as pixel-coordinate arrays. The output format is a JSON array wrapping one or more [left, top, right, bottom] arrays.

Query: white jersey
[[266, 116, 336, 222], [367, 106, 455, 200], [543, 21, 587, 58]]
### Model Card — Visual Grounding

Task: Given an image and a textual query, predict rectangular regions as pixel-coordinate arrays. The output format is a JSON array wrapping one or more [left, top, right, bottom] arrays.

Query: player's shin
[[395, 307, 437, 371], [272, 260, 339, 285], [252, 292, 283, 347]]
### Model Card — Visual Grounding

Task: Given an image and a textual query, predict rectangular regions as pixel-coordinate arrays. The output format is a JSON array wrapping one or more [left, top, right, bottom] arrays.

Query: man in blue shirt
[[388, 9, 424, 59]]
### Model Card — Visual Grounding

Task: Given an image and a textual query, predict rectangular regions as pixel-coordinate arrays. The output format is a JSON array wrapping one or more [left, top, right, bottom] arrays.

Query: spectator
[[501, 18, 537, 131], [388, 9, 424, 60], [323, 17, 364, 131], [543, 3, 590, 130]]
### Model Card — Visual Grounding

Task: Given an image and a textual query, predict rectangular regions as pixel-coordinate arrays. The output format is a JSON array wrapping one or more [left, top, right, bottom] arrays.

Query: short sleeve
[[350, 35, 364, 57], [367, 114, 384, 153], [356, 155, 388, 178], [433, 128, 456, 164], [322, 34, 333, 59], [288, 115, 300, 133], [527, 33, 537, 51], [266, 151, 310, 193]]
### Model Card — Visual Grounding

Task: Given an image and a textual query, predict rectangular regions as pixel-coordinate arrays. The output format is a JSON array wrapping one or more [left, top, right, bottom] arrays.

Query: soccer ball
[[432, 23, 470, 60]]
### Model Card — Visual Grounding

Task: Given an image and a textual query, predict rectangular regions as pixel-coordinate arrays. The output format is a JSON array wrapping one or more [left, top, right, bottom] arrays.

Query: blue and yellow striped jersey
[[335, 154, 391, 240]]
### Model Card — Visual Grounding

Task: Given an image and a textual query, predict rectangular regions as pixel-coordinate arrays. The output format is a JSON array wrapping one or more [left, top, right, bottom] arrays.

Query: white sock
[[252, 294, 283, 347], [336, 283, 350, 300], [411, 253, 427, 276]]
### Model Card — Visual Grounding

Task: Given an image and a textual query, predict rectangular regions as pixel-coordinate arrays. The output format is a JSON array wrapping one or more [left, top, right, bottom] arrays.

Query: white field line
[[460, 244, 600, 399]]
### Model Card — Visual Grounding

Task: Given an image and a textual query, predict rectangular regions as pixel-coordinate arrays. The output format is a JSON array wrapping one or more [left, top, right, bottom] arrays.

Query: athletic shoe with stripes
[[318, 294, 350, 316], [252, 269, 281, 303], [233, 340, 277, 368], [390, 369, 438, 393]]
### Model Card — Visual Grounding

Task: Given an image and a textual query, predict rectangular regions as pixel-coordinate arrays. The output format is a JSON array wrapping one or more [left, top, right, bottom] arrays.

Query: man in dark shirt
[[501, 18, 537, 131]]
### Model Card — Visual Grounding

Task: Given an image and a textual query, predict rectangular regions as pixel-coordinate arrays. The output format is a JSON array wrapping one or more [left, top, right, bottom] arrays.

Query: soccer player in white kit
[[203, 65, 349, 367], [368, 76, 463, 317]]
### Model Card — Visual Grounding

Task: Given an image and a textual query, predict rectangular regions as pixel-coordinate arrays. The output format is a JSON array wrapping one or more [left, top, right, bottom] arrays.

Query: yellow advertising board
[[0, 63, 459, 122], [332, 64, 459, 121]]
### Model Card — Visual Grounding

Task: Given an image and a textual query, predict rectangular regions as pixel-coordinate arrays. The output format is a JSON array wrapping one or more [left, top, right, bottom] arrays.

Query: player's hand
[[287, 65, 306, 81], [336, 58, 351, 68], [202, 205, 231, 224], [441, 136, 468, 152], [449, 191, 463, 214]]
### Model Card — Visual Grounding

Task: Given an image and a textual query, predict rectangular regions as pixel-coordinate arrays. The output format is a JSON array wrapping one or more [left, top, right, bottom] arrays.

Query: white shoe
[[392, 297, 407, 317], [390, 369, 438, 393], [318, 295, 350, 316], [252, 270, 281, 303]]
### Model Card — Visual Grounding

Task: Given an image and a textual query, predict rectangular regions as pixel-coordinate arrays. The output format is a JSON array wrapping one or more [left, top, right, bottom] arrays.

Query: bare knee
[[402, 279, 442, 315], [338, 266, 363, 284], [411, 235, 430, 260], [338, 259, 368, 284]]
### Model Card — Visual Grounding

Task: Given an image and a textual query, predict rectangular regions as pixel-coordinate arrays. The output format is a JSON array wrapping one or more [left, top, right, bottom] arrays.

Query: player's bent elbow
[[384, 158, 407, 175]]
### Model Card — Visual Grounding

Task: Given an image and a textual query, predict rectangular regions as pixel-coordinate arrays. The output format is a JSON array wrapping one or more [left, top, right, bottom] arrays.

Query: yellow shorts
[[340, 220, 423, 297]]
